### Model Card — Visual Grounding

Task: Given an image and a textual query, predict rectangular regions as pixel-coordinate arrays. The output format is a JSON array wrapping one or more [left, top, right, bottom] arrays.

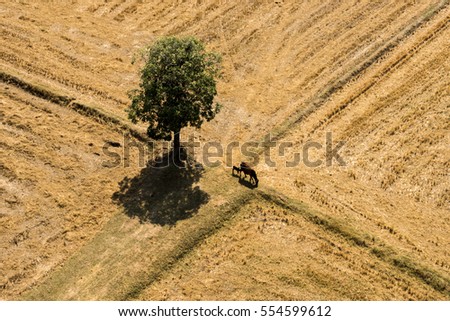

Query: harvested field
[[1, 0, 449, 300]]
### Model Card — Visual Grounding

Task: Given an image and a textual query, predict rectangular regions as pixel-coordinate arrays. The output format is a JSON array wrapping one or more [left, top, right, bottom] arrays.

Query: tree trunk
[[174, 130, 180, 152], [173, 130, 181, 165]]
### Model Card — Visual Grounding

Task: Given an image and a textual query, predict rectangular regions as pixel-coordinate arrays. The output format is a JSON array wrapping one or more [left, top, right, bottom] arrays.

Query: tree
[[128, 36, 222, 160]]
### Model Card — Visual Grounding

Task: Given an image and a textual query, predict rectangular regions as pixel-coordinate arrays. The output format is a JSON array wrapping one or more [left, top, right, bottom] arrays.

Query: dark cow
[[232, 162, 258, 187]]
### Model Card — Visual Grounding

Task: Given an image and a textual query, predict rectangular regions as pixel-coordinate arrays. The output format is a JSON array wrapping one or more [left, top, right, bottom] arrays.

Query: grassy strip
[[69, 102, 149, 143], [0, 70, 149, 143], [123, 192, 255, 299], [257, 187, 450, 297], [21, 190, 254, 300], [372, 247, 450, 296], [1, 70, 73, 106], [257, 188, 371, 248], [21, 213, 128, 300]]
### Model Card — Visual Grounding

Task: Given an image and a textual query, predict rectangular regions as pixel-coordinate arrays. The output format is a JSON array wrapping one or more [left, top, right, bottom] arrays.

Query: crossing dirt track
[[1, 0, 449, 300]]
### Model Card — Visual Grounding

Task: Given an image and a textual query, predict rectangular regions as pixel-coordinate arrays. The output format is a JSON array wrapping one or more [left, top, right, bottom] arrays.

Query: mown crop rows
[[1, 0, 449, 300]]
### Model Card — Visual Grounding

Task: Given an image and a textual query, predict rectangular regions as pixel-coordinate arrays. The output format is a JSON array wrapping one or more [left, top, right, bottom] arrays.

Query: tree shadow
[[112, 150, 209, 226]]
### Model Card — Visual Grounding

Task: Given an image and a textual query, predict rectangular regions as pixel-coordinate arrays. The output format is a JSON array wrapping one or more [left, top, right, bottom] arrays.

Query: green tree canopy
[[128, 36, 222, 153]]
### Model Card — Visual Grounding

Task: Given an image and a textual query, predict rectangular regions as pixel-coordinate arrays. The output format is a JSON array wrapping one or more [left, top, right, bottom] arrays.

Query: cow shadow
[[232, 171, 258, 189], [238, 176, 258, 189], [112, 150, 209, 226]]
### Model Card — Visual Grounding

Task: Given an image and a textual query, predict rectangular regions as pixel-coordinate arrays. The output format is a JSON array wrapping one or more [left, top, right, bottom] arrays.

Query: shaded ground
[[113, 150, 209, 226]]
